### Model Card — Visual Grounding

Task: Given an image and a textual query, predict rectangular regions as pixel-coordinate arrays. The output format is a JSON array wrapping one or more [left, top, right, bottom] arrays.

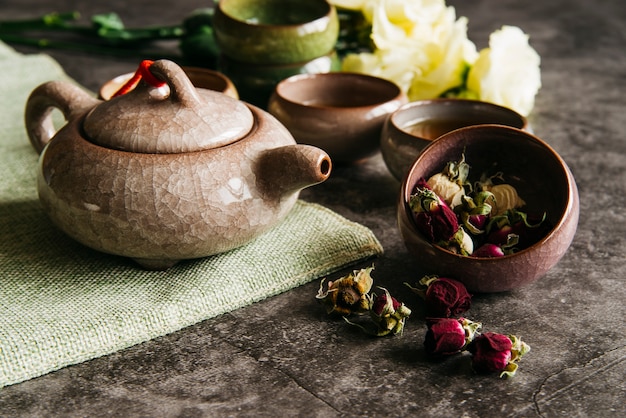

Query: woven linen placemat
[[0, 42, 383, 388]]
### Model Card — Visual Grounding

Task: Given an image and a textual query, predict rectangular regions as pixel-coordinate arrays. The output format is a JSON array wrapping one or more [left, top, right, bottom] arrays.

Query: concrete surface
[[0, 0, 624, 416]]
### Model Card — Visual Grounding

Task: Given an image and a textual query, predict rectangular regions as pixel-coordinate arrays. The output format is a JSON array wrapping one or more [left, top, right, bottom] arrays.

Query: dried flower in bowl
[[398, 125, 579, 292], [409, 179, 461, 244], [426, 153, 470, 209], [316, 266, 374, 316], [410, 152, 550, 259]]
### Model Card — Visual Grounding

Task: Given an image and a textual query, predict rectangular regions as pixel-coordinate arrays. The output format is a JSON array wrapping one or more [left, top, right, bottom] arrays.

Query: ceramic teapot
[[25, 59, 332, 270]]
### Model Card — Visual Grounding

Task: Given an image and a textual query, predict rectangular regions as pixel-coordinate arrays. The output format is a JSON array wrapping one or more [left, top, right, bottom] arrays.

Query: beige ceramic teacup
[[381, 98, 528, 181], [268, 72, 408, 164]]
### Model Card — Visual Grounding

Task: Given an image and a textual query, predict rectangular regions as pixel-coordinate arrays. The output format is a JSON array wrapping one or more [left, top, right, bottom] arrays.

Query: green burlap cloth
[[0, 42, 383, 388]]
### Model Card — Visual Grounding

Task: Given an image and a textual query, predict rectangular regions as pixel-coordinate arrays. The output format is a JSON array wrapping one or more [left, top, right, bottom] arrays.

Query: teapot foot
[[133, 257, 180, 271]]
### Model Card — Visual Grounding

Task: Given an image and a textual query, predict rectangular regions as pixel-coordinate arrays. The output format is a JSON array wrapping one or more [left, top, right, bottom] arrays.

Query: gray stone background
[[0, 0, 624, 416]]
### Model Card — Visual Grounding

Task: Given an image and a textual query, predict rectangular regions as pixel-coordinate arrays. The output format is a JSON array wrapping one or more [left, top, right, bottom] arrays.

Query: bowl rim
[[272, 72, 405, 111], [401, 124, 578, 261], [216, 0, 335, 29], [390, 98, 528, 137]]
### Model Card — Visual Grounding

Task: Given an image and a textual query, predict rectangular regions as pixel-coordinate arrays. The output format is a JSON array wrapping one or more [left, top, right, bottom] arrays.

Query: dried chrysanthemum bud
[[478, 172, 525, 217], [467, 332, 530, 378], [316, 266, 374, 316], [427, 173, 466, 209], [424, 317, 482, 356], [483, 183, 526, 216], [426, 154, 470, 209], [369, 288, 411, 336]]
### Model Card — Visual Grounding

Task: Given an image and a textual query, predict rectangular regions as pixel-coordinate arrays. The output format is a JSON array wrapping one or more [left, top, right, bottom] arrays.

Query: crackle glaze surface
[[37, 109, 329, 268], [84, 61, 253, 154], [268, 72, 408, 163], [27, 66, 331, 269]]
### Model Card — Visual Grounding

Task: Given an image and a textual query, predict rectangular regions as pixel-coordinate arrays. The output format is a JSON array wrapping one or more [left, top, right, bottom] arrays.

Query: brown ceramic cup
[[397, 125, 579, 292], [268, 72, 408, 164], [99, 66, 239, 100], [381, 99, 527, 181]]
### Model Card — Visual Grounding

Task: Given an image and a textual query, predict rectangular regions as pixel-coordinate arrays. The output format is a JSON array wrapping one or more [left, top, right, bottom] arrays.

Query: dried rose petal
[[316, 266, 374, 316], [468, 213, 488, 230], [405, 275, 472, 317], [467, 332, 530, 378], [426, 173, 465, 209], [424, 317, 482, 356]]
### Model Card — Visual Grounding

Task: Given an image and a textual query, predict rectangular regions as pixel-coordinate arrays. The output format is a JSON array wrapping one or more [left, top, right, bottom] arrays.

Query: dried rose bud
[[457, 191, 494, 235], [468, 213, 489, 232], [467, 332, 531, 378], [316, 266, 374, 316], [368, 288, 411, 336], [472, 243, 505, 258], [407, 275, 471, 317], [409, 179, 459, 242], [486, 209, 548, 250], [424, 317, 482, 356]]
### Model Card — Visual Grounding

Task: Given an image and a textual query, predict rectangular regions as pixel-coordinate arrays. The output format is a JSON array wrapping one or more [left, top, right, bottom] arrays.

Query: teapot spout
[[257, 144, 332, 196]]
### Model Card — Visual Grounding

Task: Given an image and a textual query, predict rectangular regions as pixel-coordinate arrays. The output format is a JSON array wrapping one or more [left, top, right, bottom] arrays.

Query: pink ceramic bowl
[[397, 125, 579, 292], [99, 66, 238, 100], [268, 72, 407, 164]]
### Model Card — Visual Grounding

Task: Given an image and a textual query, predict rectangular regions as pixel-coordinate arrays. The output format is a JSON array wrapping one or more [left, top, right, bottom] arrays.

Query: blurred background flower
[[331, 0, 541, 116]]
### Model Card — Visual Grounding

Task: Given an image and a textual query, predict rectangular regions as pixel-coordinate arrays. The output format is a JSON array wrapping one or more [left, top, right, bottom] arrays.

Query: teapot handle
[[148, 60, 203, 108], [25, 81, 100, 154]]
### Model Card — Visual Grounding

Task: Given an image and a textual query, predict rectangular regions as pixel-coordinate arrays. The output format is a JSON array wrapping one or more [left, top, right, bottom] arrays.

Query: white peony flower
[[335, 3, 541, 116], [466, 25, 541, 116], [408, 15, 478, 100], [340, 0, 474, 98], [327, 0, 368, 11]]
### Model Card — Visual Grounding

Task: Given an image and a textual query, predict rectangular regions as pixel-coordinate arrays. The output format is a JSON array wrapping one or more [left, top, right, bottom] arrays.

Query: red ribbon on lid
[[111, 60, 167, 98]]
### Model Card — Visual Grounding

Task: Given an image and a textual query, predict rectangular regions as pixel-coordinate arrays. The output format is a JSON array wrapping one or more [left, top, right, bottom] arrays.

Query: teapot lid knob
[[82, 60, 254, 154]]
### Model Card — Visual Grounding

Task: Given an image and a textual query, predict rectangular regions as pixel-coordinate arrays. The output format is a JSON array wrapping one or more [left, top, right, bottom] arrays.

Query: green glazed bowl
[[213, 0, 339, 65]]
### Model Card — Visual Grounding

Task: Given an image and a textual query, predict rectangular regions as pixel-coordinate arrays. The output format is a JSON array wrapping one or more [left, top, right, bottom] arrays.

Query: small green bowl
[[213, 0, 339, 65]]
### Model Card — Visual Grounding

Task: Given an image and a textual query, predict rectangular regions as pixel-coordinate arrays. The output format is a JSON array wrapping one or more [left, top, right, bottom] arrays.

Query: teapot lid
[[82, 60, 254, 154]]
